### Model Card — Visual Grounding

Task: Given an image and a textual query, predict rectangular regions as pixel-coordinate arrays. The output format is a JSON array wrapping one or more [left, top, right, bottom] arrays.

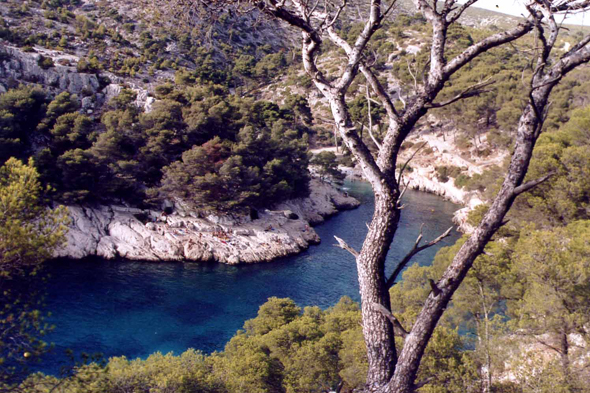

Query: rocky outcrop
[[404, 166, 467, 205], [104, 83, 156, 113], [0, 44, 158, 114], [55, 178, 360, 264], [0, 45, 101, 95], [275, 178, 360, 225]]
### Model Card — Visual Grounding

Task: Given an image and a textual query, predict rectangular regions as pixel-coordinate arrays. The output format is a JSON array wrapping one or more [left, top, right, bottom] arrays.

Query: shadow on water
[[39, 181, 461, 374]]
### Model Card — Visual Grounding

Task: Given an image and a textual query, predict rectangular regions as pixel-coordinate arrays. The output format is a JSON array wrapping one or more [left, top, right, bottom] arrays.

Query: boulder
[[284, 210, 299, 220]]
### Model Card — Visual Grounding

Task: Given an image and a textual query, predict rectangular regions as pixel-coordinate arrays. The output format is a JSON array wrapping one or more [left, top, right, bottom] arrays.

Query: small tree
[[0, 158, 68, 386], [312, 151, 345, 181], [507, 221, 590, 385], [37, 55, 54, 70]]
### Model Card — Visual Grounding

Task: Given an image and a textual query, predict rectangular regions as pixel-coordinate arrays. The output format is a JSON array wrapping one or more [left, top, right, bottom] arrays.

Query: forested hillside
[[1, 0, 590, 210], [0, 0, 314, 211]]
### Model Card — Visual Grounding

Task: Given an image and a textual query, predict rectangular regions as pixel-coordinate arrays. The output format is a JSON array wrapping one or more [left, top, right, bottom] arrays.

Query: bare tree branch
[[426, 78, 494, 109], [334, 235, 359, 257], [397, 180, 409, 205], [551, 0, 590, 12], [562, 32, 590, 59], [397, 142, 428, 185], [513, 171, 556, 195], [361, 63, 400, 119], [371, 303, 409, 338], [386, 226, 453, 288], [447, 0, 479, 23], [366, 85, 383, 150], [389, 15, 590, 389], [407, 58, 418, 90], [443, 20, 534, 77]]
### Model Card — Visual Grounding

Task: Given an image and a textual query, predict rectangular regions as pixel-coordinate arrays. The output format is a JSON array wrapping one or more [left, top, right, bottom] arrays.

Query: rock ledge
[[55, 178, 360, 264]]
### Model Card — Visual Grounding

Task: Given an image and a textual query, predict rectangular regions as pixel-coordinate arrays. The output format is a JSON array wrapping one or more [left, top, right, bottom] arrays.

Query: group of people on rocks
[[212, 228, 232, 241]]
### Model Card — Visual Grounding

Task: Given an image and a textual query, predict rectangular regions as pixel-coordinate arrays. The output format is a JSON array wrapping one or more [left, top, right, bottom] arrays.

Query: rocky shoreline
[[55, 178, 360, 264], [403, 168, 482, 233], [342, 162, 482, 234]]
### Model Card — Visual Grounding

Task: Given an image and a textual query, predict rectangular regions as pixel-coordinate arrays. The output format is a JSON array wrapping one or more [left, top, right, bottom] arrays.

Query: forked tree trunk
[[327, 93, 402, 388], [235, 2, 590, 391], [172, 1, 590, 391]]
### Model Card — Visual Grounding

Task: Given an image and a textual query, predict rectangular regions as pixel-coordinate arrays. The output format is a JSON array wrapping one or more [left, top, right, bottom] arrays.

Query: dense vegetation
[[13, 210, 590, 392], [0, 84, 311, 210], [7, 100, 589, 393], [0, 0, 293, 87], [0, 158, 68, 386], [16, 297, 475, 393]]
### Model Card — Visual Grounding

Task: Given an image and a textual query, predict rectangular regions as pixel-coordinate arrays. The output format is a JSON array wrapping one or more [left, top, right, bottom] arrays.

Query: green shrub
[[38, 55, 55, 69], [76, 57, 101, 73], [312, 151, 346, 181], [435, 165, 463, 183], [454, 173, 471, 188]]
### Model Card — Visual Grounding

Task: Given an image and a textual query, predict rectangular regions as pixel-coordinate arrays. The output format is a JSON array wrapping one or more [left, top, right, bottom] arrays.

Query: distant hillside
[[396, 0, 590, 34], [0, 0, 291, 93]]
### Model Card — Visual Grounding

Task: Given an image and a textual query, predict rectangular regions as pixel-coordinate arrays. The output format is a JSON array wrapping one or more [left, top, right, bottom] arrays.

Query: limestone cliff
[[55, 178, 360, 264], [0, 46, 100, 95]]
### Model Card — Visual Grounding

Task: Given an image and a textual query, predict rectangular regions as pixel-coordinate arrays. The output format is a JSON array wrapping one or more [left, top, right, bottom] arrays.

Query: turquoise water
[[40, 182, 460, 372]]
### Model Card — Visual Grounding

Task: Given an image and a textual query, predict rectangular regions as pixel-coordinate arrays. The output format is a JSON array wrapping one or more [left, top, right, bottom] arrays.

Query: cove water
[[40, 181, 460, 373]]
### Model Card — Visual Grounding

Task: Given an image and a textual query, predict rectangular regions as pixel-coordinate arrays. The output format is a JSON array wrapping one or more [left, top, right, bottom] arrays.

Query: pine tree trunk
[[358, 191, 400, 389]]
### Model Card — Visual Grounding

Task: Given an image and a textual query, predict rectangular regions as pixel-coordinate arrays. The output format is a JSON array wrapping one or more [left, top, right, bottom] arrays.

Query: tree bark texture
[[358, 193, 400, 388]]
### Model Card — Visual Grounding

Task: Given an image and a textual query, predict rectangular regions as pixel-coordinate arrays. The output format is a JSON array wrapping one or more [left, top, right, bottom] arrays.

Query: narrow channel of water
[[39, 181, 460, 373]]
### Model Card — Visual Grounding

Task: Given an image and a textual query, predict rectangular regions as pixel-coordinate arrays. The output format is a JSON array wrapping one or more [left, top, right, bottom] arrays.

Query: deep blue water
[[39, 181, 460, 373]]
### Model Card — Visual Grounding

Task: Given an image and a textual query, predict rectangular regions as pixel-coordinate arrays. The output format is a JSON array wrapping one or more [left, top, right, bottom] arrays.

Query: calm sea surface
[[40, 181, 460, 373]]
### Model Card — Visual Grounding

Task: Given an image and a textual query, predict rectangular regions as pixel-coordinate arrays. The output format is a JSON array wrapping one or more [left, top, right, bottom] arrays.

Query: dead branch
[[334, 236, 359, 258], [366, 85, 382, 151], [426, 78, 494, 109], [397, 142, 428, 185], [386, 225, 453, 288], [407, 58, 418, 90], [371, 303, 409, 338], [447, 0, 479, 23], [398, 180, 409, 204], [513, 171, 556, 195]]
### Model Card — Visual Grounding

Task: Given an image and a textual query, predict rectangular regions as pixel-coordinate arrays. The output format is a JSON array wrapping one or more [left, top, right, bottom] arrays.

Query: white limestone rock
[[0, 46, 100, 95], [55, 178, 358, 264]]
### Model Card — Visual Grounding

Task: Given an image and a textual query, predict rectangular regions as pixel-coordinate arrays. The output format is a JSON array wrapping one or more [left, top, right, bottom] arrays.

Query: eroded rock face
[[404, 166, 467, 205], [0, 46, 100, 95], [0, 45, 156, 113], [55, 178, 360, 264]]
